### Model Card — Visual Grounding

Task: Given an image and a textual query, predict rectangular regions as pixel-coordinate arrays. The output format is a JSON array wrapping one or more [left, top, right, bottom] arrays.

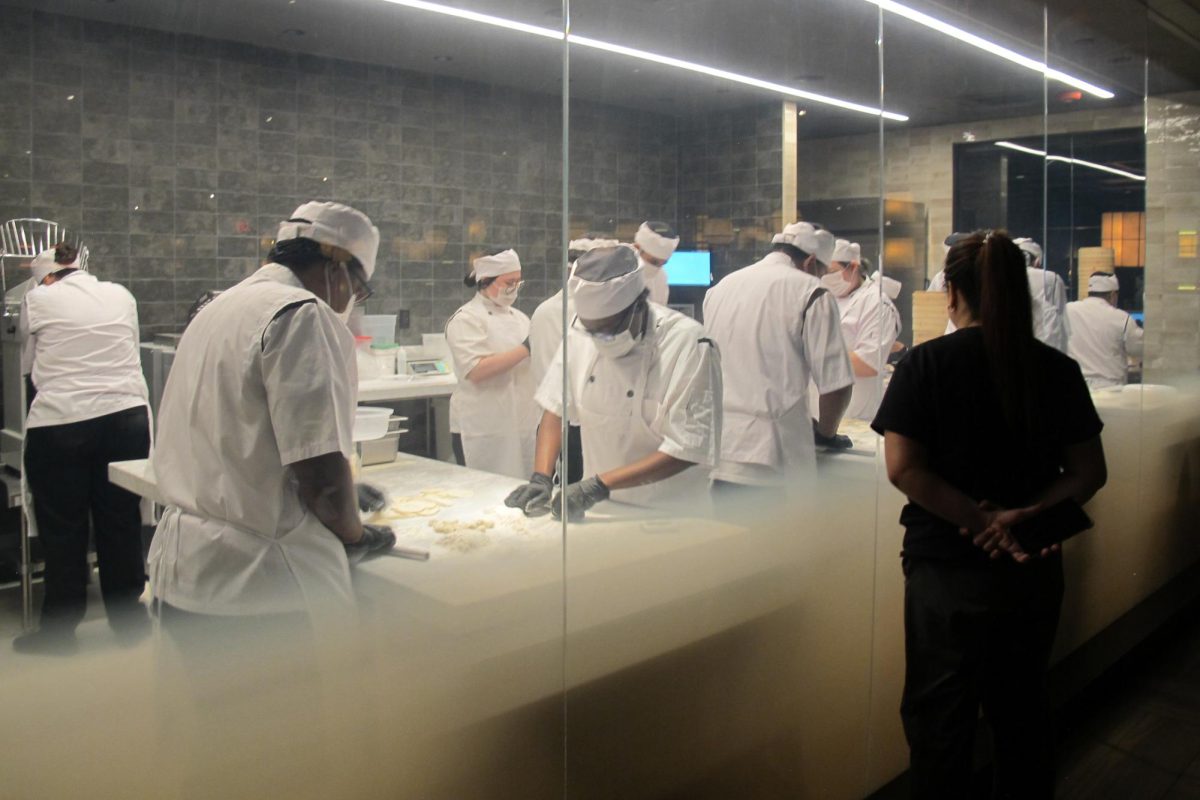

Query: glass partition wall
[[2, 0, 1200, 798]]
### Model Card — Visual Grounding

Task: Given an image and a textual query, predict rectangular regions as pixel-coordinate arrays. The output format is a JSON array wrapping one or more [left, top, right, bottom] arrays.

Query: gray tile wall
[[0, 8, 685, 342], [678, 103, 784, 280]]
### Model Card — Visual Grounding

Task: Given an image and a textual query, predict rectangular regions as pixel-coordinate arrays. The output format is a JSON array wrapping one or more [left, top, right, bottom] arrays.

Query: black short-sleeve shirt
[[871, 327, 1103, 561]]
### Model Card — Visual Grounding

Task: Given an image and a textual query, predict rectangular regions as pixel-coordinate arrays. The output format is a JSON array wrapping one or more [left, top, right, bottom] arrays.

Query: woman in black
[[872, 231, 1107, 798]]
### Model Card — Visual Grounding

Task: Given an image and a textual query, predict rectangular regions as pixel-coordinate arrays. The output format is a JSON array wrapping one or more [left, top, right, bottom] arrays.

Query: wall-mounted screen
[[664, 251, 712, 287]]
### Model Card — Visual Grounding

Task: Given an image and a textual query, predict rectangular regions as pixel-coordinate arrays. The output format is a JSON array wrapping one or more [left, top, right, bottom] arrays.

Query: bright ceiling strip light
[[379, 0, 909, 121], [865, 0, 1115, 100], [996, 141, 1146, 181]]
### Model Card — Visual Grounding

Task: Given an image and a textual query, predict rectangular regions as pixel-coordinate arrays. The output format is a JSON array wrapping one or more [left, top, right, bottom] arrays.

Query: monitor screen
[[664, 250, 712, 287], [1130, 311, 1144, 325]]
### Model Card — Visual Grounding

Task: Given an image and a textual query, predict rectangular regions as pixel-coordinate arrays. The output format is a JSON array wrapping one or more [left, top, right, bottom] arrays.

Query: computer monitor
[[664, 250, 712, 287]]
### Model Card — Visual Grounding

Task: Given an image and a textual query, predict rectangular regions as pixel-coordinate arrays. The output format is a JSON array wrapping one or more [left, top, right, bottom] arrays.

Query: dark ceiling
[[8, 0, 1198, 138]]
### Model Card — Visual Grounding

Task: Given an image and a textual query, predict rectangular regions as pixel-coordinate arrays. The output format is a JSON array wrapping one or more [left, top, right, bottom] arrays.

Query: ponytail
[[945, 230, 1036, 438]]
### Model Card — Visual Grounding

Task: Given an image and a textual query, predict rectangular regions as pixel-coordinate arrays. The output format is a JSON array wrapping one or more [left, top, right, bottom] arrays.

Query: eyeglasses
[[495, 278, 525, 292], [350, 271, 374, 303], [339, 260, 374, 303]]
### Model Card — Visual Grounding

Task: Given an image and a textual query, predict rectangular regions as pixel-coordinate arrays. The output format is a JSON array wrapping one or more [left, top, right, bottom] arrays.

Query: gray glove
[[812, 420, 853, 450], [356, 483, 387, 514], [504, 473, 553, 516], [551, 475, 610, 522], [345, 523, 396, 564]]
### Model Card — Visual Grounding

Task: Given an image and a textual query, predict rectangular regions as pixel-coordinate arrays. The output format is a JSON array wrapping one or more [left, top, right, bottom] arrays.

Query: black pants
[[457, 425, 583, 483], [24, 405, 151, 631], [901, 555, 1064, 800]]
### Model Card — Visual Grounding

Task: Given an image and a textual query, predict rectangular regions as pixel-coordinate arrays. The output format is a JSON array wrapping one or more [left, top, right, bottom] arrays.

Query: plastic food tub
[[353, 406, 392, 441]]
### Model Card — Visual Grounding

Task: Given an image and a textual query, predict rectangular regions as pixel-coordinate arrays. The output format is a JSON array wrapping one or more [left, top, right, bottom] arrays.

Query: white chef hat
[[1088, 272, 1120, 293], [569, 245, 645, 319], [831, 239, 861, 264], [634, 221, 680, 261], [29, 250, 59, 285], [471, 248, 521, 281], [276, 201, 381, 279], [1013, 237, 1043, 267], [773, 221, 836, 267], [942, 231, 971, 257], [29, 246, 83, 285], [568, 237, 620, 255]]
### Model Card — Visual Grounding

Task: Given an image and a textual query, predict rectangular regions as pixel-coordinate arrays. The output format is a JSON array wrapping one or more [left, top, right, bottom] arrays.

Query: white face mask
[[821, 270, 854, 298], [591, 328, 639, 359], [491, 283, 519, 307]]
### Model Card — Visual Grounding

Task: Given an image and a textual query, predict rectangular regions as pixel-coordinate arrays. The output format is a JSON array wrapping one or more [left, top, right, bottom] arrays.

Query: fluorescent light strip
[[378, 0, 909, 121], [996, 141, 1146, 181], [865, 0, 1115, 100]]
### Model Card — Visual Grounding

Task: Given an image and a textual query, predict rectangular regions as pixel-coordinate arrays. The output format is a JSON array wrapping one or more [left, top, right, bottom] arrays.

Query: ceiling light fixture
[[863, 0, 1115, 99], [377, 0, 908, 120], [996, 141, 1145, 181]]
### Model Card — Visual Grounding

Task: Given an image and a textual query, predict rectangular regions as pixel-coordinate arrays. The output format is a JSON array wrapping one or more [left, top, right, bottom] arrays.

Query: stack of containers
[[360, 315, 402, 377]]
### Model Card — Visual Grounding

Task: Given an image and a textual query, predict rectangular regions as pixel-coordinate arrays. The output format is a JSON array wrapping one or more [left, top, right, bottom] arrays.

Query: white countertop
[[357, 373, 456, 402]]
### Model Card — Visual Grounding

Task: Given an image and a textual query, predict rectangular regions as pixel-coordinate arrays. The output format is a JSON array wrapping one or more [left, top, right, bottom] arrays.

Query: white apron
[[447, 295, 538, 480], [577, 336, 711, 514]]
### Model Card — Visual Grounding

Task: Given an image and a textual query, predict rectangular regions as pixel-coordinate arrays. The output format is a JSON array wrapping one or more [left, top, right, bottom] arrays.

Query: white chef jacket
[[528, 289, 572, 391], [1065, 297, 1144, 390], [20, 271, 148, 428], [446, 293, 540, 479], [642, 260, 670, 306], [148, 263, 357, 616], [703, 251, 854, 486], [1027, 268, 1070, 353], [535, 304, 721, 512], [929, 267, 1069, 352], [836, 277, 902, 421]]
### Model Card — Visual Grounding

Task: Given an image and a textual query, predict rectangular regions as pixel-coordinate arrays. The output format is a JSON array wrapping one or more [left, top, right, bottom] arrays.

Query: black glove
[[504, 473, 554, 516], [356, 483, 388, 514], [345, 523, 396, 564], [812, 420, 853, 450], [551, 475, 610, 522]]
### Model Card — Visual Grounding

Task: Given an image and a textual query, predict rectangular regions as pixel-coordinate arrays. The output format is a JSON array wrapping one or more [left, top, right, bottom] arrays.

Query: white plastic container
[[368, 343, 401, 377], [353, 406, 392, 441]]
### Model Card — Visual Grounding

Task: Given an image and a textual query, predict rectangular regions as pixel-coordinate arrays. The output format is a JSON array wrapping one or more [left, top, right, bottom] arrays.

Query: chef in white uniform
[[632, 221, 680, 307], [505, 245, 722, 521], [703, 222, 854, 499], [1013, 237, 1070, 353], [446, 249, 539, 480], [14, 242, 152, 654], [149, 201, 393, 620], [1065, 272, 1144, 390], [931, 234, 1069, 352], [528, 237, 619, 485], [820, 240, 902, 421]]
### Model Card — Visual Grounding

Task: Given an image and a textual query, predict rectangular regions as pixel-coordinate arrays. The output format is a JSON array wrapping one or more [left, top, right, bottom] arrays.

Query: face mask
[[821, 271, 854, 298], [591, 329, 639, 359], [491, 283, 519, 307], [326, 264, 354, 325]]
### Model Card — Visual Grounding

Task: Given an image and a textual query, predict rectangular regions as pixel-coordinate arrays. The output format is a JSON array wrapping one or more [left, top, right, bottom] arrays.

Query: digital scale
[[407, 358, 450, 376]]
